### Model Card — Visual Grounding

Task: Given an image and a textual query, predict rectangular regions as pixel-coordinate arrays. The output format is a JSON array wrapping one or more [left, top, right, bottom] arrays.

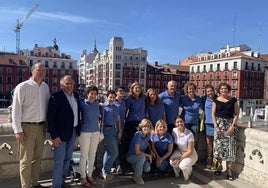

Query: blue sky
[[0, 0, 268, 64]]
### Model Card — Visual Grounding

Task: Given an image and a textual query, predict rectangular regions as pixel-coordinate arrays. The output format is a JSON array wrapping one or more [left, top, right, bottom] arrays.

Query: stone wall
[[234, 126, 268, 188], [0, 123, 54, 179], [1, 122, 268, 188]]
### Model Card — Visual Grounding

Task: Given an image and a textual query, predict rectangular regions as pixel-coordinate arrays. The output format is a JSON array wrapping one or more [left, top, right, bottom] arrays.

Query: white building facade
[[189, 44, 267, 116], [79, 42, 99, 92], [82, 37, 147, 93]]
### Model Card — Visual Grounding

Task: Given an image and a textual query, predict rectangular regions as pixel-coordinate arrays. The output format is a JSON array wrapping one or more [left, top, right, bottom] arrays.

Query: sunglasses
[[142, 125, 150, 128]]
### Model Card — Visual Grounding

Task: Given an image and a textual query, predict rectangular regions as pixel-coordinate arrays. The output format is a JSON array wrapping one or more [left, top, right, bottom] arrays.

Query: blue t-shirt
[[127, 131, 151, 157], [102, 102, 119, 125], [146, 102, 165, 126], [126, 96, 146, 121], [180, 95, 203, 125], [204, 96, 213, 124], [80, 99, 100, 132], [115, 98, 126, 128], [151, 132, 173, 157], [159, 90, 181, 124]]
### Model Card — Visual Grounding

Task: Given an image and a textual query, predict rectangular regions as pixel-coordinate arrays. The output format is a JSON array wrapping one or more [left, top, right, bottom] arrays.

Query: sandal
[[227, 169, 234, 181], [214, 159, 222, 176], [86, 176, 97, 185], [214, 170, 221, 176], [227, 174, 234, 181], [80, 178, 90, 187]]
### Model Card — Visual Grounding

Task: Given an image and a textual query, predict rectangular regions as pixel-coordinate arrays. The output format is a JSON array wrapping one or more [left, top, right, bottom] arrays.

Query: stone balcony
[[0, 111, 267, 188]]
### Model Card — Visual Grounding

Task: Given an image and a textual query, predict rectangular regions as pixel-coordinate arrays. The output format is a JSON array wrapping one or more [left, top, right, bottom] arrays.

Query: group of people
[[11, 62, 239, 188]]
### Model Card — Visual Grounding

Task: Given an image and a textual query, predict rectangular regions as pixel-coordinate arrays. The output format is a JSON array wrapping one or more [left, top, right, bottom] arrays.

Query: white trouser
[[170, 149, 198, 180], [78, 131, 100, 178]]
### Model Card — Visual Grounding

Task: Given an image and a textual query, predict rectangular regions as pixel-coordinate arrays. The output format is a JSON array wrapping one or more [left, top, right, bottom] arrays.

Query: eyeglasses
[[142, 125, 150, 128]]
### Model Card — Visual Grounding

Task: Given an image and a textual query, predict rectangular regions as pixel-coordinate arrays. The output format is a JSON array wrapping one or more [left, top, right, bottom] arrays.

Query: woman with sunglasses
[[126, 119, 154, 185]]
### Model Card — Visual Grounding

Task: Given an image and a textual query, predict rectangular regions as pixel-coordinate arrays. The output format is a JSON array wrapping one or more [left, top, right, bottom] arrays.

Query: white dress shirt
[[64, 92, 78, 127], [12, 78, 50, 133]]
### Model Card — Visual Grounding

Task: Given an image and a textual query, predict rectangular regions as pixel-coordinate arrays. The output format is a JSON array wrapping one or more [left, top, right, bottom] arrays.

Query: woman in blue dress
[[203, 84, 217, 170]]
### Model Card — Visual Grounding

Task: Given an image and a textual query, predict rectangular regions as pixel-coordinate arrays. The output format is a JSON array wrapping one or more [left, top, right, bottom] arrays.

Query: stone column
[[264, 105, 268, 121]]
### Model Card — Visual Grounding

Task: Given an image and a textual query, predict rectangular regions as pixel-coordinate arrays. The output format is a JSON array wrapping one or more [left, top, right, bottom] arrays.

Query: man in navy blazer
[[47, 75, 81, 188]]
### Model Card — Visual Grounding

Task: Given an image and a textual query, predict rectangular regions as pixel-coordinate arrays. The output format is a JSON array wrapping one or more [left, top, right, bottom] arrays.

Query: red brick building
[[189, 44, 267, 115], [0, 42, 78, 107], [146, 62, 189, 93], [25, 43, 78, 94], [0, 52, 30, 107]]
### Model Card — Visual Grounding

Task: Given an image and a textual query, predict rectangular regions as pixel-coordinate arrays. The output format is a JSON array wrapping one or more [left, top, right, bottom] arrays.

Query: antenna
[[232, 13, 237, 46], [258, 24, 262, 52]]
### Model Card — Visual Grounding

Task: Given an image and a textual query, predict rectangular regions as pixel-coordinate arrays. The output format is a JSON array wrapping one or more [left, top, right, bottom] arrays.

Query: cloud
[[0, 7, 101, 24], [35, 11, 101, 24]]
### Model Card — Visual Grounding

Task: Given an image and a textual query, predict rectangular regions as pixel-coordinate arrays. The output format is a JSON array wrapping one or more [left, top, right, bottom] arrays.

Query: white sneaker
[[116, 165, 122, 174], [132, 175, 144, 185]]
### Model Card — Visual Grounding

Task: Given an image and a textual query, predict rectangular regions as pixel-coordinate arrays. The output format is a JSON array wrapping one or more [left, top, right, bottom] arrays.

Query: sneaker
[[111, 168, 116, 173], [100, 173, 114, 181], [116, 165, 122, 174], [132, 175, 144, 185]]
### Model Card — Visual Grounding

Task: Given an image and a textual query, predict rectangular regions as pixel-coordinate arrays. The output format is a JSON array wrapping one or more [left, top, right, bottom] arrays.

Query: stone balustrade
[[0, 122, 267, 187], [0, 136, 54, 179], [234, 126, 268, 188]]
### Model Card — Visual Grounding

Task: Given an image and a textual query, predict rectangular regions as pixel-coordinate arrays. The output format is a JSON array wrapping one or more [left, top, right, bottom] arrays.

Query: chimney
[[155, 61, 158, 66], [226, 44, 230, 52]]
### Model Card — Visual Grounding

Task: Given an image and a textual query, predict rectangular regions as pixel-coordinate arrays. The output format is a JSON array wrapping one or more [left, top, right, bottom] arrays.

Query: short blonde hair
[[138, 118, 153, 130], [155, 119, 167, 133]]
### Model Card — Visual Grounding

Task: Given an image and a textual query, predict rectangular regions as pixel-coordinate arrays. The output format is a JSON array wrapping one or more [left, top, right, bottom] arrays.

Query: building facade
[[79, 41, 99, 93], [189, 44, 267, 115], [147, 62, 189, 93], [82, 37, 147, 94], [0, 52, 30, 107], [0, 42, 78, 107], [22, 43, 78, 94]]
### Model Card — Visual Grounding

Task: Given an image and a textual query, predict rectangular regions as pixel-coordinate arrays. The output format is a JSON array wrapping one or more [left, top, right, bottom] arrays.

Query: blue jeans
[[102, 126, 119, 175], [52, 128, 76, 188], [127, 155, 151, 178], [185, 123, 197, 139], [158, 158, 169, 172]]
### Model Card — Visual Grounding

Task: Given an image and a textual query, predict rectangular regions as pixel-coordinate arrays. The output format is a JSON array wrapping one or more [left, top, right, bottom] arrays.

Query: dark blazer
[[47, 90, 81, 141]]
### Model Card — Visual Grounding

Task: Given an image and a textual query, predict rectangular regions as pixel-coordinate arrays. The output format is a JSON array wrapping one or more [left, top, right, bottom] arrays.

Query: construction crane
[[14, 3, 39, 54]]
